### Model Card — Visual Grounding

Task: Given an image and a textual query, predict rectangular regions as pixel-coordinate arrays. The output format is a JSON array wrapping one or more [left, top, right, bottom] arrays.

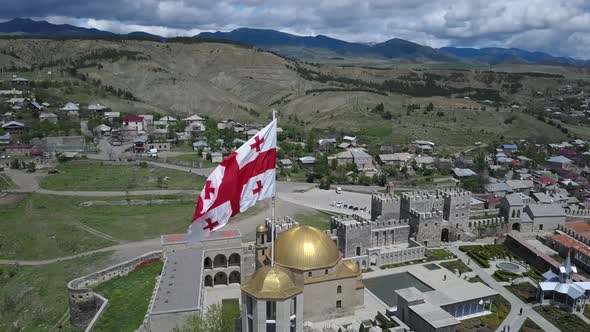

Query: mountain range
[[1, 18, 587, 66]]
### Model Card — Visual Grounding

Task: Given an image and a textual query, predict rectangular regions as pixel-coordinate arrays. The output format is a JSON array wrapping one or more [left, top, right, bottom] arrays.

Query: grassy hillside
[[0, 38, 588, 148]]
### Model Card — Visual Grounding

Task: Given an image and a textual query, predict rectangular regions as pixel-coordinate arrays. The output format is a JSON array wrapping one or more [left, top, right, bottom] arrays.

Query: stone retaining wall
[[67, 250, 163, 328]]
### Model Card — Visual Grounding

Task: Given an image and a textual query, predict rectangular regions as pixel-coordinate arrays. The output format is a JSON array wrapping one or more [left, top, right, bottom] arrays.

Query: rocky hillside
[[0, 38, 314, 120]]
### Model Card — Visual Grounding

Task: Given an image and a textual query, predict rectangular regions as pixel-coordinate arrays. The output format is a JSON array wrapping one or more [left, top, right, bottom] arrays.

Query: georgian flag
[[187, 119, 277, 242]]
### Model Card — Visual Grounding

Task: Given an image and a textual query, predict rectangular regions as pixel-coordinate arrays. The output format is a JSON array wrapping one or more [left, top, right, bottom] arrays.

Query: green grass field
[[534, 305, 589, 330], [0, 173, 16, 189], [427, 249, 455, 261], [0, 252, 112, 332], [505, 282, 537, 303], [165, 153, 216, 168], [93, 261, 163, 332], [518, 318, 543, 332], [294, 211, 338, 230], [41, 161, 205, 191], [457, 295, 511, 332], [439, 260, 472, 274], [0, 194, 195, 259]]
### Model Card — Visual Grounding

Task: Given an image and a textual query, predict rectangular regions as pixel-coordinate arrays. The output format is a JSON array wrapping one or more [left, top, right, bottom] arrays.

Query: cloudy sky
[[3, 0, 590, 58]]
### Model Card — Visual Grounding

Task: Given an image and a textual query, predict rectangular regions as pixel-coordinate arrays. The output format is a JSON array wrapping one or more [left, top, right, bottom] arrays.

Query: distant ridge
[[197, 28, 587, 66], [0, 18, 587, 66]]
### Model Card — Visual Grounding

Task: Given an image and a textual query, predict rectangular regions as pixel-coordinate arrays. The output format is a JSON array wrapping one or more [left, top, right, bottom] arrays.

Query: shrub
[[493, 270, 520, 282]]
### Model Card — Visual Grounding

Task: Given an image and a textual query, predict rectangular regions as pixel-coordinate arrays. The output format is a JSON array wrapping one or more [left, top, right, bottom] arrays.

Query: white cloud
[[3, 0, 590, 58]]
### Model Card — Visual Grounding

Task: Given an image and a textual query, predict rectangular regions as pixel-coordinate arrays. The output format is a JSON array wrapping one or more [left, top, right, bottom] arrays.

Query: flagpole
[[271, 110, 277, 267]]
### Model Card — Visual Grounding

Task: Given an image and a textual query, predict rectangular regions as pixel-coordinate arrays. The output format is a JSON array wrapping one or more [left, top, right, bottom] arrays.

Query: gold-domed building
[[241, 225, 364, 331]]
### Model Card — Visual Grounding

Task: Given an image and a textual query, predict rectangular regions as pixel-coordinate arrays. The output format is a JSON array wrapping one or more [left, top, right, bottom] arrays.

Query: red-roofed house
[[559, 221, 590, 246], [5, 143, 32, 156], [123, 115, 144, 131], [545, 233, 590, 273]]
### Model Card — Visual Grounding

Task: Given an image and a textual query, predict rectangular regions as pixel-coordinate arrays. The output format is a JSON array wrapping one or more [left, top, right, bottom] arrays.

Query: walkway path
[[447, 245, 560, 332], [0, 238, 161, 266]]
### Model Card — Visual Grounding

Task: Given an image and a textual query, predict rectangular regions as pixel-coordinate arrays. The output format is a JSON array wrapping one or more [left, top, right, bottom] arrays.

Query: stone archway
[[229, 271, 241, 284], [204, 257, 212, 270], [512, 223, 521, 231], [228, 253, 240, 267], [213, 254, 227, 268], [441, 228, 449, 242], [370, 253, 378, 266], [214, 272, 228, 285], [204, 275, 213, 287]]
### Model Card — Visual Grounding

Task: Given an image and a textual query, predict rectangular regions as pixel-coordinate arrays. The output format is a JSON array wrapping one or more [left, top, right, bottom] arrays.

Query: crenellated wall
[[409, 209, 444, 247], [371, 191, 401, 221]]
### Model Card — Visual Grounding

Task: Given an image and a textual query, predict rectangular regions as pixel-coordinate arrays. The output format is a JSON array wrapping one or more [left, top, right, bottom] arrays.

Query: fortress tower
[[409, 209, 444, 247]]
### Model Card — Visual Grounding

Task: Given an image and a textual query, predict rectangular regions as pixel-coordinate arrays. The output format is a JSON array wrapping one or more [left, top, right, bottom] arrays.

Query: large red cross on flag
[[187, 119, 277, 242]]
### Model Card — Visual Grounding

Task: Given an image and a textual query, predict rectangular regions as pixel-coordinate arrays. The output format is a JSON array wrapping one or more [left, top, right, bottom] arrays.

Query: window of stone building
[[337, 285, 342, 294], [290, 297, 297, 316], [539, 224, 544, 230], [248, 318, 253, 332], [247, 296, 253, 315], [356, 246, 361, 256], [266, 301, 276, 320], [308, 272, 312, 278], [336, 300, 342, 308], [325, 269, 329, 275]]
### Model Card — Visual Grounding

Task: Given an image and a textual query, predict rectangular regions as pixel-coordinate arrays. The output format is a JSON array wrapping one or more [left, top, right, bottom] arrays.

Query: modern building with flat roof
[[392, 264, 498, 332]]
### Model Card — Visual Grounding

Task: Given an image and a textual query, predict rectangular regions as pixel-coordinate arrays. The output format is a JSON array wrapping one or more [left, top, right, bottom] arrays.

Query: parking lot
[[279, 188, 371, 219]]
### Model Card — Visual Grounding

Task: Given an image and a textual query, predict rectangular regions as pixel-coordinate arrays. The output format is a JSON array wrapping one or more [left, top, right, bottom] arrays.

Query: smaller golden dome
[[256, 224, 268, 233], [242, 265, 303, 300], [344, 260, 361, 275]]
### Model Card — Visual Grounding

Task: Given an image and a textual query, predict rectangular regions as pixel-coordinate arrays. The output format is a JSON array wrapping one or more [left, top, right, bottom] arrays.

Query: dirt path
[[74, 222, 125, 244], [0, 238, 161, 266]]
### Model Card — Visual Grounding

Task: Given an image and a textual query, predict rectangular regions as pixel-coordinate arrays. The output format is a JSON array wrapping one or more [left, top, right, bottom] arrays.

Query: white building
[[538, 252, 590, 314]]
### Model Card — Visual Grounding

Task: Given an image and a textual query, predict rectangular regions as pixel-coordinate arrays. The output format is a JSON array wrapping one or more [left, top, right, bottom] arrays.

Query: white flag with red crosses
[[187, 119, 277, 242]]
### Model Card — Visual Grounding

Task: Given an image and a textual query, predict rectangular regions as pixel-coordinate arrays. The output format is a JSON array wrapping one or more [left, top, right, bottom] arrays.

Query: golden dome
[[274, 225, 342, 271], [344, 260, 361, 275], [241, 265, 303, 300], [256, 224, 268, 233]]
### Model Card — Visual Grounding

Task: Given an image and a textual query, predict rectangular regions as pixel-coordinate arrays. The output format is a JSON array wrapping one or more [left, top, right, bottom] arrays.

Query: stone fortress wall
[[67, 250, 163, 329]]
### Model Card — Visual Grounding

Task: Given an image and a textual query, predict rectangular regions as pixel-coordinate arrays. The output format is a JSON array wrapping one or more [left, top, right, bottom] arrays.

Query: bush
[[10, 159, 20, 169], [319, 177, 331, 190], [493, 270, 520, 282], [468, 251, 490, 268], [139, 161, 148, 168]]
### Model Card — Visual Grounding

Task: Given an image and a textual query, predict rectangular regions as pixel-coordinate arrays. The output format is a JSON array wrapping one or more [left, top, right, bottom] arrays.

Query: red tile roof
[[547, 233, 590, 258], [565, 221, 590, 235], [537, 176, 556, 185], [6, 144, 32, 149], [123, 115, 144, 122]]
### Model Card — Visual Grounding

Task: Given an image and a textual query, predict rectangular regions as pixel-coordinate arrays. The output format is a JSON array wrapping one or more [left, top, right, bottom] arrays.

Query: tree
[[10, 159, 19, 169], [173, 303, 238, 332], [473, 152, 486, 173], [26, 161, 36, 172], [306, 132, 316, 153], [426, 102, 434, 112], [319, 177, 331, 190]]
